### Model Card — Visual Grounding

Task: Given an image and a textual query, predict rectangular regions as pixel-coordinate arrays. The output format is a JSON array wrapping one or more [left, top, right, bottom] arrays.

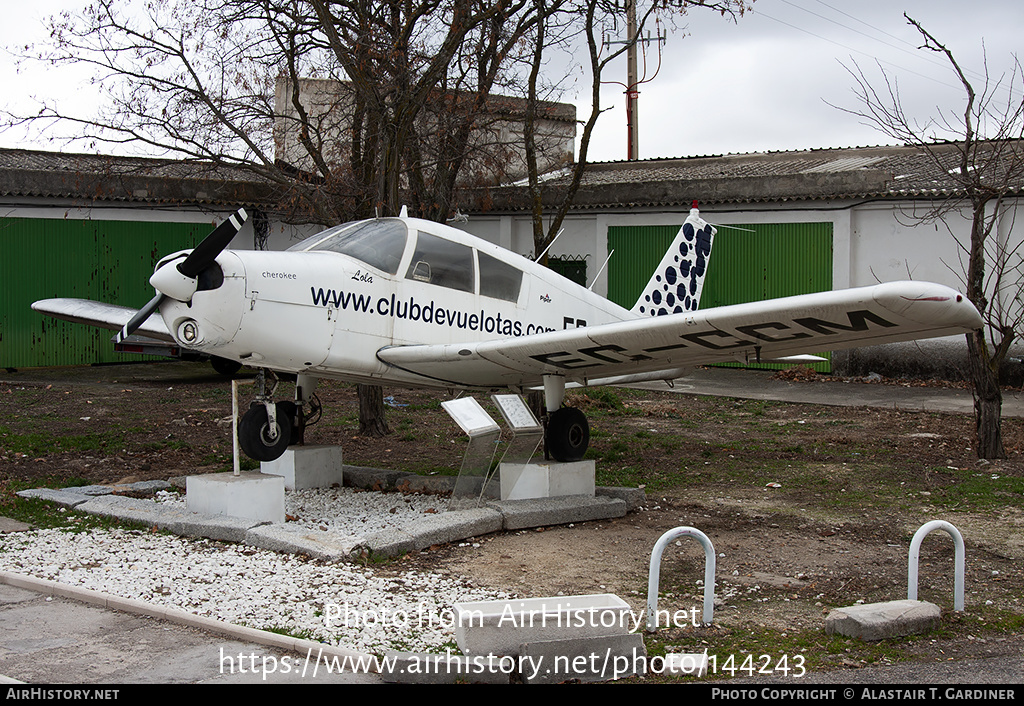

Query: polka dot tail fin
[[631, 204, 716, 317]]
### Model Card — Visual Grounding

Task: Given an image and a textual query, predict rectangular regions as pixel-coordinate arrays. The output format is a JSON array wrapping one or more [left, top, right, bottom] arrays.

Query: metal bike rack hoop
[[908, 520, 965, 612], [647, 526, 716, 631]]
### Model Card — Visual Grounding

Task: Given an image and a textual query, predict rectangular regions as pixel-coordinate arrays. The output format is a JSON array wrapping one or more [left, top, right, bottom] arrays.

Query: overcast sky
[[586, 0, 1024, 161], [2, 0, 1022, 163]]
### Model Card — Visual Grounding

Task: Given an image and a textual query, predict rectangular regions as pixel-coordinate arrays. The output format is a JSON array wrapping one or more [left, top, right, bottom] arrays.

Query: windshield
[[287, 219, 408, 275]]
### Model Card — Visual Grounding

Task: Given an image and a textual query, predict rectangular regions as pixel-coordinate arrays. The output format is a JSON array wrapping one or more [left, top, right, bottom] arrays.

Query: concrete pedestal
[[825, 599, 940, 641], [454, 594, 631, 657], [186, 472, 285, 524], [260, 445, 344, 490], [499, 460, 595, 500]]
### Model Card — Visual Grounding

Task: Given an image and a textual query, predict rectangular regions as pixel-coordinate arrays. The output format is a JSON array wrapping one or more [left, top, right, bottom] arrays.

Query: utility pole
[[604, 0, 666, 161], [626, 0, 639, 160]]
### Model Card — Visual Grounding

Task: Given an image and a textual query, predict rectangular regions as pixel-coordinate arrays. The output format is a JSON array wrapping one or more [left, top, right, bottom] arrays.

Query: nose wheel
[[238, 401, 293, 462], [236, 370, 320, 462]]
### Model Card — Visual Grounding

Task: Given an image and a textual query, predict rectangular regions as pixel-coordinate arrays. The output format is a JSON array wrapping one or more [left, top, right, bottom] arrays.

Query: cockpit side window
[[405, 231, 474, 293], [287, 220, 408, 275], [478, 251, 523, 303]]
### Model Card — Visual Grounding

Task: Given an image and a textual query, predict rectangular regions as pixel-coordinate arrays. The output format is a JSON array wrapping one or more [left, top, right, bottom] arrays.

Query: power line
[[757, 0, 1020, 103]]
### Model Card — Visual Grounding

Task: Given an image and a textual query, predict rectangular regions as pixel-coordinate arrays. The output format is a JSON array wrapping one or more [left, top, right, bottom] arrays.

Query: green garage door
[[607, 221, 833, 371], [1, 217, 211, 368]]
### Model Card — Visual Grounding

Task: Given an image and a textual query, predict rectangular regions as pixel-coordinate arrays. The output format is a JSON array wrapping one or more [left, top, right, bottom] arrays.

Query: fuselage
[[157, 215, 632, 387]]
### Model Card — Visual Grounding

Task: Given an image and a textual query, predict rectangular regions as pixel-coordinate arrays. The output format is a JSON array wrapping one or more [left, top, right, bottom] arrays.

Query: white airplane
[[33, 205, 983, 463]]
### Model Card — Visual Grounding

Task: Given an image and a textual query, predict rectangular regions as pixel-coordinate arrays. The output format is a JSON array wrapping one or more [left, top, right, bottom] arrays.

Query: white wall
[[459, 197, 1024, 379]]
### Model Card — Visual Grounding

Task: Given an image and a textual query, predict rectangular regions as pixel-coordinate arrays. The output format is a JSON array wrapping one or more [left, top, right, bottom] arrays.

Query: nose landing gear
[[239, 401, 292, 461], [236, 370, 320, 462]]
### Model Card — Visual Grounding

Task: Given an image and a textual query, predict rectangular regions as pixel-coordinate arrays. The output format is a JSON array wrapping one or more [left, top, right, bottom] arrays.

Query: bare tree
[[521, 0, 751, 263], [7, 0, 553, 437], [841, 15, 1024, 459]]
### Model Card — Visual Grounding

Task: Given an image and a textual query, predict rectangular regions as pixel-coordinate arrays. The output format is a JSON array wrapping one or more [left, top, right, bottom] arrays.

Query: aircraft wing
[[31, 298, 174, 343], [377, 281, 982, 388]]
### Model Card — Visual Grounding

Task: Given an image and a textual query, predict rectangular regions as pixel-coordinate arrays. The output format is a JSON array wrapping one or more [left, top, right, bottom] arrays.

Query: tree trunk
[[966, 330, 1005, 459], [357, 384, 391, 437]]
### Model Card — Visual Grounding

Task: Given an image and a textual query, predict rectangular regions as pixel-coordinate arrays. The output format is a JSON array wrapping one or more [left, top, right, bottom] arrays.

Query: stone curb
[[0, 569, 377, 670], [22, 467, 644, 562]]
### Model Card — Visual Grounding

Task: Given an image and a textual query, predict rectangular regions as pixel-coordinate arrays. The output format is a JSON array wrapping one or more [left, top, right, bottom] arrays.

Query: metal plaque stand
[[441, 397, 501, 510], [490, 394, 544, 501]]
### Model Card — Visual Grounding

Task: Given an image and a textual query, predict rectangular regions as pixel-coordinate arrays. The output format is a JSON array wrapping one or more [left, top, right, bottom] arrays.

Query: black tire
[[238, 403, 292, 462], [210, 356, 243, 377], [546, 407, 590, 462]]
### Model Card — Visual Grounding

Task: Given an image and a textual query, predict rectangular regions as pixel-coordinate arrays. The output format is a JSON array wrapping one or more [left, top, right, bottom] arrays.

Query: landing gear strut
[[236, 370, 320, 462], [542, 374, 590, 462]]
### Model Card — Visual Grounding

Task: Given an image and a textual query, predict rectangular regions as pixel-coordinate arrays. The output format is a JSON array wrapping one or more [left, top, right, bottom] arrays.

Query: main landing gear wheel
[[238, 402, 293, 462], [210, 356, 243, 377], [546, 407, 589, 462]]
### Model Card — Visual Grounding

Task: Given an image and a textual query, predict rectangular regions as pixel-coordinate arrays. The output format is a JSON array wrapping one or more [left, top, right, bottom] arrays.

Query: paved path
[[0, 578, 380, 684], [638, 367, 1024, 418]]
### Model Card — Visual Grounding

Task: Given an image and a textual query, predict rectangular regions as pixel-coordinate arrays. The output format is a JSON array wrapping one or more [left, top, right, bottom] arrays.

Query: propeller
[[115, 208, 248, 344]]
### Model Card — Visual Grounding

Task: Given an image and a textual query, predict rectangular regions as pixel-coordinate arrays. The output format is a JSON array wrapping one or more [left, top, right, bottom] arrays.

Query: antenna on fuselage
[[588, 249, 615, 291], [536, 229, 565, 262]]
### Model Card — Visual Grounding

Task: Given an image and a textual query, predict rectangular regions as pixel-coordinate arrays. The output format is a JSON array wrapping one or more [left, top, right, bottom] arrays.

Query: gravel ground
[[0, 490, 510, 655], [156, 485, 452, 538]]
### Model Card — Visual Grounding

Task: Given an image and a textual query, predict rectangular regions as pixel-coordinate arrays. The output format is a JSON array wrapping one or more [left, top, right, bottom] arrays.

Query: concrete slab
[[399, 508, 504, 550], [660, 652, 709, 677], [261, 445, 344, 490], [0, 517, 31, 533], [596, 486, 647, 512], [825, 599, 941, 641], [362, 527, 418, 558], [67, 484, 119, 496], [500, 460, 594, 500], [454, 594, 632, 657], [23, 467, 643, 562], [15, 488, 93, 508], [341, 466, 416, 491], [186, 472, 285, 524], [379, 651, 510, 684], [245, 523, 366, 562], [121, 480, 172, 494], [394, 475, 458, 494], [77, 495, 261, 543]]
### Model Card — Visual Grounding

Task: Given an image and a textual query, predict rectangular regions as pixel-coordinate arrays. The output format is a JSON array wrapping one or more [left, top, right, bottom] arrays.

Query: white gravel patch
[[156, 487, 450, 537], [0, 492, 513, 654]]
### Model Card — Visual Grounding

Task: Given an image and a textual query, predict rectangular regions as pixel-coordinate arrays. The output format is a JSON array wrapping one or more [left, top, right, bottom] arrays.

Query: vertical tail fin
[[632, 203, 716, 317]]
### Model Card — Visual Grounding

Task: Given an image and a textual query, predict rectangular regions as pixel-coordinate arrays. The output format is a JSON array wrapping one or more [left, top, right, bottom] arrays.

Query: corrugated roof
[[0, 148, 279, 208], [472, 141, 1024, 212], [4, 141, 1022, 215]]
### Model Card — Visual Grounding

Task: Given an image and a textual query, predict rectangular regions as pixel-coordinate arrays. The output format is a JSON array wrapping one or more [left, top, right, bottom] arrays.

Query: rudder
[[632, 203, 716, 317]]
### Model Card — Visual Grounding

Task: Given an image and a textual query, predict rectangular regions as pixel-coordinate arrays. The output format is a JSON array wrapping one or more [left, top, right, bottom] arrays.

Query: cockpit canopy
[[289, 218, 523, 303], [288, 219, 407, 275]]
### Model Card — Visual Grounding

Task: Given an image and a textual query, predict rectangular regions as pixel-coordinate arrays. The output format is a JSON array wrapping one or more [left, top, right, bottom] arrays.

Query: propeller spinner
[[115, 208, 248, 344]]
